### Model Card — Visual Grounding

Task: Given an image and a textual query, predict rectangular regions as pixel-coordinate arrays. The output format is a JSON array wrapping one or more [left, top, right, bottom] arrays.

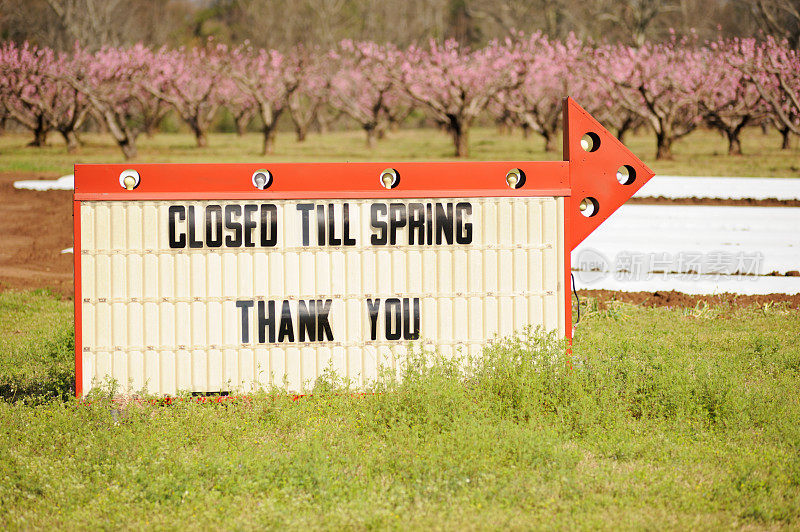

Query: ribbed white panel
[[79, 198, 565, 395]]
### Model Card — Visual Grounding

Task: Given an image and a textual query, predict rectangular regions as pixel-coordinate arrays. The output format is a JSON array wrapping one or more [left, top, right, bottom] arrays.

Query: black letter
[[316, 299, 334, 341], [408, 203, 425, 245], [296, 204, 313, 246], [187, 206, 203, 248], [366, 299, 381, 340], [455, 202, 472, 244], [385, 299, 402, 340], [224, 205, 243, 247], [342, 203, 356, 246], [426, 203, 433, 245], [257, 300, 276, 343], [435, 203, 454, 245], [236, 300, 254, 343], [168, 206, 186, 248], [316, 204, 326, 246], [298, 300, 316, 342], [388, 203, 407, 245], [403, 298, 420, 340], [327, 204, 341, 246], [278, 300, 295, 342], [243, 204, 258, 247], [260, 204, 278, 247], [370, 204, 387, 245], [206, 205, 223, 248]]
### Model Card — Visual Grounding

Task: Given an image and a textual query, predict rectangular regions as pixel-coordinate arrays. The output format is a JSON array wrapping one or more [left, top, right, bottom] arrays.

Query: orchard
[[0, 34, 798, 160]]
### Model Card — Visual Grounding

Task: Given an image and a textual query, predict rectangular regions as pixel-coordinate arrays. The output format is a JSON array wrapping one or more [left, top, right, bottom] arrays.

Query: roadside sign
[[73, 98, 654, 396]]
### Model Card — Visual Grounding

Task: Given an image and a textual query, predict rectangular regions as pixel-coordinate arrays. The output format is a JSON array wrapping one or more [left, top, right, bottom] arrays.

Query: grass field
[[2, 124, 799, 528], [1, 291, 799, 528], [1, 125, 799, 177]]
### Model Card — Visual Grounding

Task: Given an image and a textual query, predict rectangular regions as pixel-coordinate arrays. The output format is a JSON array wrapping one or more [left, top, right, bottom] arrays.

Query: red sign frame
[[73, 98, 654, 396]]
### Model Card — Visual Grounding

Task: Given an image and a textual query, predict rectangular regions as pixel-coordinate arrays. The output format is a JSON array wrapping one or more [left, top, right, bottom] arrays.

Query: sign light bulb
[[251, 169, 272, 190], [380, 168, 398, 189], [118, 169, 140, 190], [580, 132, 600, 152], [505, 168, 524, 189]]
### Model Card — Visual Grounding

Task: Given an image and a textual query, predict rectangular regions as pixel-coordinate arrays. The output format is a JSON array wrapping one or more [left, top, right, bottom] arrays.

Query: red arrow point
[[563, 97, 655, 250]]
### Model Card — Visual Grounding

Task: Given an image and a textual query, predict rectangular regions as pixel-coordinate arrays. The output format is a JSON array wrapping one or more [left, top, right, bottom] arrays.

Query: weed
[[1, 292, 799, 528]]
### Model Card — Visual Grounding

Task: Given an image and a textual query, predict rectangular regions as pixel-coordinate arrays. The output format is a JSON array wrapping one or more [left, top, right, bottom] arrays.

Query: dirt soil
[[0, 172, 74, 296], [1, 171, 798, 308], [583, 289, 800, 310], [630, 196, 800, 207]]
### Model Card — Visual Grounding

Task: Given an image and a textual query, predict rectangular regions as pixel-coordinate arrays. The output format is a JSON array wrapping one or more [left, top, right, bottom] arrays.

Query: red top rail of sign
[[74, 161, 571, 200], [74, 98, 655, 251]]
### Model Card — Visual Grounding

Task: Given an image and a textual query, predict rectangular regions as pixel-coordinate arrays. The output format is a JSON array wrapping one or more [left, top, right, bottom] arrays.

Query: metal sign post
[[73, 98, 654, 396]]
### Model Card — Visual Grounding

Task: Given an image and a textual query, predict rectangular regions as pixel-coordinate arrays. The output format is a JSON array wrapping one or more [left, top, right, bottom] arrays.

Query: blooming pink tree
[[285, 46, 331, 142], [329, 41, 405, 148], [592, 36, 708, 160], [571, 48, 644, 144], [0, 42, 93, 152], [227, 46, 299, 155], [143, 44, 226, 147], [697, 38, 766, 155], [0, 42, 52, 147], [222, 80, 257, 137], [737, 37, 800, 150], [138, 91, 171, 137], [63, 44, 155, 159], [40, 51, 92, 153], [495, 34, 586, 152], [399, 39, 523, 157], [581, 91, 645, 145]]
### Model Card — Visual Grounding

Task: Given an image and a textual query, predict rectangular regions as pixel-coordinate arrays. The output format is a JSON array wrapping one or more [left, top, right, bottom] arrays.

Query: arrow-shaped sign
[[562, 97, 655, 249], [72, 98, 656, 397]]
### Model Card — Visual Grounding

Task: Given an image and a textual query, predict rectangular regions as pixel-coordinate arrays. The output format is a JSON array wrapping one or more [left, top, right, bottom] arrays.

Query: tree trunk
[[365, 125, 376, 149], [543, 131, 556, 153], [780, 127, 792, 150], [193, 125, 208, 148], [143, 115, 160, 137], [521, 123, 531, 139], [295, 125, 307, 142], [655, 132, 673, 160], [726, 129, 743, 156], [235, 114, 250, 137], [119, 138, 137, 160], [616, 115, 634, 144], [60, 129, 80, 153], [262, 125, 277, 155], [27, 116, 49, 147], [451, 121, 468, 158], [96, 104, 138, 159], [317, 114, 330, 134]]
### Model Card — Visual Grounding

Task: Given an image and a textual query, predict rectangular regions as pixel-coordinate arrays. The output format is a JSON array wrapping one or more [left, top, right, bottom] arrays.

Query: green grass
[[1, 290, 799, 528], [1, 125, 799, 177], [0, 291, 73, 403]]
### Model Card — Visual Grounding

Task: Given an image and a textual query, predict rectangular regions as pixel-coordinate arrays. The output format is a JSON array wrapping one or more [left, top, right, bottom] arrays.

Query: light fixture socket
[[380, 168, 399, 189], [505, 168, 525, 189], [118, 169, 140, 190], [251, 169, 273, 190]]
